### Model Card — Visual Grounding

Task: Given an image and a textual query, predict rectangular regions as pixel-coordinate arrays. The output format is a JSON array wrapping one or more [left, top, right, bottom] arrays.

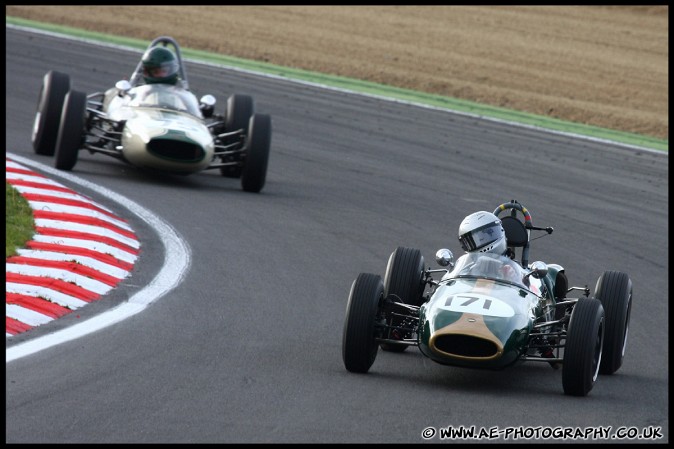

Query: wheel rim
[[31, 85, 45, 143], [592, 317, 605, 382], [622, 297, 632, 357]]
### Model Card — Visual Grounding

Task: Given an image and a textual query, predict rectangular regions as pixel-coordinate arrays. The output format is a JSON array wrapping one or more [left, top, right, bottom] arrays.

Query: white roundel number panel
[[438, 293, 515, 318]]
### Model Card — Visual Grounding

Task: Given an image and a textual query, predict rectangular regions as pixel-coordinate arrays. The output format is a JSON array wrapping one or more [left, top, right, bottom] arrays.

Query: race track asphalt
[[6, 26, 668, 444]]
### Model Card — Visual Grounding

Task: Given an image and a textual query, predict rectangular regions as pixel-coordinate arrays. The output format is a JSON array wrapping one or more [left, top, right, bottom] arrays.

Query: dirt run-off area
[[6, 5, 669, 141]]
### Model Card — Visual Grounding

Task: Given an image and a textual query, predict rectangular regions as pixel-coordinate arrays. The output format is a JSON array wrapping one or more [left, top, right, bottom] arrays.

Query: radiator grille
[[147, 138, 204, 162], [433, 334, 499, 358]]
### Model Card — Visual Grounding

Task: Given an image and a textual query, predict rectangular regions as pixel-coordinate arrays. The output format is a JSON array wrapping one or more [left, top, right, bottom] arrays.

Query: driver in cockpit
[[457, 211, 521, 283], [141, 47, 180, 85]]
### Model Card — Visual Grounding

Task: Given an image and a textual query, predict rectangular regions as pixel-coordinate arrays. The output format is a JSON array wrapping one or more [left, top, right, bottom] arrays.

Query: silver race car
[[32, 36, 271, 193]]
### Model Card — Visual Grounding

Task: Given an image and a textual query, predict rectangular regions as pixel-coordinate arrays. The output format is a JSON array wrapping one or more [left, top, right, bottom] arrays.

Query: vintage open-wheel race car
[[342, 200, 632, 396], [32, 35, 271, 193]]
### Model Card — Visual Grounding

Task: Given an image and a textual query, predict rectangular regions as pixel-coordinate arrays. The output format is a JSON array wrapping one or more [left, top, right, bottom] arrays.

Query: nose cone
[[419, 282, 532, 368], [429, 313, 504, 360], [122, 113, 214, 173]]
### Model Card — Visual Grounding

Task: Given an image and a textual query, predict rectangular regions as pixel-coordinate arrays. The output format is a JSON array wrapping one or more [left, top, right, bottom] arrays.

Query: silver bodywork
[[34, 36, 262, 180], [103, 84, 215, 173]]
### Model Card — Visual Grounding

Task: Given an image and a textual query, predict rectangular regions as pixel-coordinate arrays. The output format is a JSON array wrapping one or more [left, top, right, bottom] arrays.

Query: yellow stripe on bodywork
[[429, 312, 504, 361], [473, 278, 496, 294]]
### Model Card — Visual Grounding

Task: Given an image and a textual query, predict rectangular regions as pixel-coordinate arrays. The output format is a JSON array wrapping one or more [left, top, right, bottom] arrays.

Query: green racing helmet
[[141, 46, 179, 85]]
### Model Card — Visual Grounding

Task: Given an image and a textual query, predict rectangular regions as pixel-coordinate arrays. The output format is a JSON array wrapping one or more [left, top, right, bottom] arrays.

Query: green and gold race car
[[342, 200, 632, 396]]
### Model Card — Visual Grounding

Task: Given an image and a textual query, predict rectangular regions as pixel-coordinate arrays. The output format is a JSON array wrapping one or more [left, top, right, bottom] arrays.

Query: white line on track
[[6, 153, 192, 363]]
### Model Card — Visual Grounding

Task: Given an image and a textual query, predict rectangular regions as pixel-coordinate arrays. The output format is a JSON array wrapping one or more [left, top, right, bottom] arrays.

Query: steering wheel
[[493, 200, 533, 228], [493, 200, 532, 267]]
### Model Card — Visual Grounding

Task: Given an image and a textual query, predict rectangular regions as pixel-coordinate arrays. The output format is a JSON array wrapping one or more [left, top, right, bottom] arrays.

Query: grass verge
[[6, 182, 35, 258]]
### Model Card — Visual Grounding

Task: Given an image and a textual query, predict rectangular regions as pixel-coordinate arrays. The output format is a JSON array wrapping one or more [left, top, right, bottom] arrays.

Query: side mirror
[[525, 261, 548, 281], [115, 80, 132, 95], [435, 249, 454, 268], [199, 94, 216, 118]]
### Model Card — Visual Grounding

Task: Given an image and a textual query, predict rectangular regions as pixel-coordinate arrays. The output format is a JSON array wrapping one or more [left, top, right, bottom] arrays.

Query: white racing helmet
[[458, 211, 507, 255]]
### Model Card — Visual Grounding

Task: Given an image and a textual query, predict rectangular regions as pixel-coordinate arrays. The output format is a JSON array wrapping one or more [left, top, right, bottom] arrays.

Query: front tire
[[32, 71, 71, 156], [562, 298, 604, 396], [594, 271, 632, 375], [54, 90, 87, 171], [342, 273, 384, 373], [241, 114, 271, 193]]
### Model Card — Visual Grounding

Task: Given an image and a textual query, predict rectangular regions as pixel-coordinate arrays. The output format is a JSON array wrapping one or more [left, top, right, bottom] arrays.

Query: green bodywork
[[418, 277, 551, 370]]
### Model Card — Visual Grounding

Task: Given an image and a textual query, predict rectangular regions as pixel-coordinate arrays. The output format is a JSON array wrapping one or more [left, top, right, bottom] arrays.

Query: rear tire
[[225, 93, 254, 135], [220, 94, 254, 178], [562, 298, 604, 396], [342, 273, 384, 373], [384, 247, 425, 306], [380, 247, 425, 352], [32, 71, 71, 156], [54, 90, 86, 171], [241, 114, 271, 193], [594, 271, 632, 374]]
